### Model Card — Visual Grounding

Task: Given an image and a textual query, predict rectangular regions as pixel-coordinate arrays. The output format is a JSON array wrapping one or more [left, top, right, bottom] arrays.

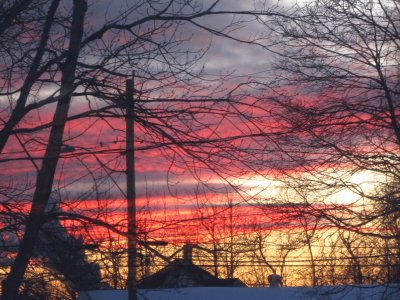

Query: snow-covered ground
[[78, 285, 400, 300]]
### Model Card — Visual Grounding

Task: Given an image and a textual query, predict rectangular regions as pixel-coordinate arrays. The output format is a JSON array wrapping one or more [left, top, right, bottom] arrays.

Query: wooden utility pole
[[125, 73, 137, 300]]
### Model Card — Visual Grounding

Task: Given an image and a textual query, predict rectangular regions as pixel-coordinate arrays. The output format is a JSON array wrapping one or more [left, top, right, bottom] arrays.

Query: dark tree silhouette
[[0, 1, 282, 299], [260, 0, 400, 239]]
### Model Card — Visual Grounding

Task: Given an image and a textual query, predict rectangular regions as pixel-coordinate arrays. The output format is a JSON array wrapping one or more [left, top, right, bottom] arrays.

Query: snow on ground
[[78, 285, 400, 300]]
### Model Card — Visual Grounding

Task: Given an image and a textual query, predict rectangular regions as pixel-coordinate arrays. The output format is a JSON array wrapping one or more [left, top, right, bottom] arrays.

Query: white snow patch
[[78, 285, 400, 300]]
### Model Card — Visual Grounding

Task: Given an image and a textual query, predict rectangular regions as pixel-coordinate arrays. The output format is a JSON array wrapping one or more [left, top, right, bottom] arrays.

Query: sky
[[1, 1, 281, 193], [4, 2, 400, 295], [0, 0, 387, 246]]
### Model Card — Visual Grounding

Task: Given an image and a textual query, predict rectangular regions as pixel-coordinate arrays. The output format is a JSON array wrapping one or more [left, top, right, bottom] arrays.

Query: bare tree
[[0, 1, 284, 298], [1, 1, 87, 298], [256, 0, 400, 242], [371, 178, 400, 283]]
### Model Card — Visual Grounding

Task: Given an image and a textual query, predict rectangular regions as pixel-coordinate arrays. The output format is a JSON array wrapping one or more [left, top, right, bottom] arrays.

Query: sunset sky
[[3, 2, 400, 298], [1, 0, 393, 245], [2, 2, 280, 193]]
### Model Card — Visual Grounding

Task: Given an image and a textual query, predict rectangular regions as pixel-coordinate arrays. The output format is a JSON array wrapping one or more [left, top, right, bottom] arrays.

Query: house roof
[[138, 259, 246, 289]]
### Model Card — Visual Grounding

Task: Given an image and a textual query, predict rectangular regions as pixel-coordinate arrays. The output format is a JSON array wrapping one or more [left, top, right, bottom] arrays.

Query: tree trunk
[[0, 0, 60, 154], [1, 1, 87, 299]]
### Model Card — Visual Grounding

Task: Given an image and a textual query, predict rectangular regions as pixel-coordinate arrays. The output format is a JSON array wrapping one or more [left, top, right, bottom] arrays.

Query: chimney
[[183, 244, 193, 264]]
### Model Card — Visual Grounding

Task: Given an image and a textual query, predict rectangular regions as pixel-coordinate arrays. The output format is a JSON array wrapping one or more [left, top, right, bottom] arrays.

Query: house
[[138, 245, 246, 289]]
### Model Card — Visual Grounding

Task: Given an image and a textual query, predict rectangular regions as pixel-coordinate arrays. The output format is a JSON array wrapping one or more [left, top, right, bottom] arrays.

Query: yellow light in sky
[[327, 170, 383, 205], [225, 170, 385, 206]]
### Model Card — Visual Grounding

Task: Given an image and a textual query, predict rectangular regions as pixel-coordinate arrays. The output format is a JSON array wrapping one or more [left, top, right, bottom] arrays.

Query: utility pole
[[125, 72, 137, 300]]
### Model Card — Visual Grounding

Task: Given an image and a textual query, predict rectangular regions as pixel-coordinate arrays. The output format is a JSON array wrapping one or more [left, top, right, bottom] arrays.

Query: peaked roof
[[138, 259, 246, 289]]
